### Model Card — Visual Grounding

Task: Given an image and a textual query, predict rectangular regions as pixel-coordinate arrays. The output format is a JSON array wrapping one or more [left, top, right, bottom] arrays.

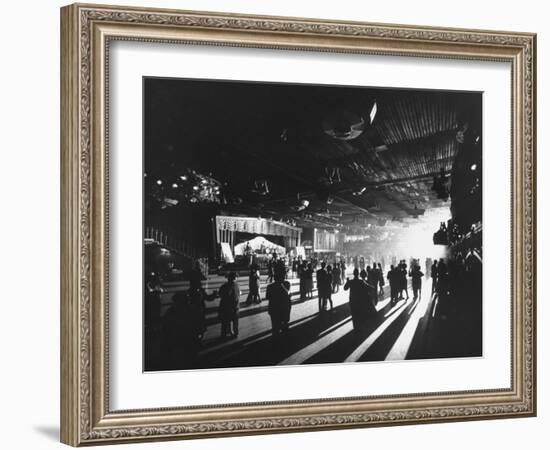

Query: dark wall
[[146, 206, 215, 259], [450, 97, 482, 232]]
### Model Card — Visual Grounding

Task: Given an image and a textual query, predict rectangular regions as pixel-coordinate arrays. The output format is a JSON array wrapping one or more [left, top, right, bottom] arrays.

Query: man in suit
[[218, 272, 241, 338], [344, 268, 376, 330], [316, 262, 330, 312], [266, 266, 292, 341]]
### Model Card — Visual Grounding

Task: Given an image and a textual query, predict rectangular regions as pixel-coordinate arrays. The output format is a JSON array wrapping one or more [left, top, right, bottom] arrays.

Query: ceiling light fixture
[[322, 111, 365, 141], [369, 101, 377, 124]]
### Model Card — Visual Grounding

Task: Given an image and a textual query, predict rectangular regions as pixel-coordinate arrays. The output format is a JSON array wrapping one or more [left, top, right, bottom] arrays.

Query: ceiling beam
[[324, 129, 457, 167]]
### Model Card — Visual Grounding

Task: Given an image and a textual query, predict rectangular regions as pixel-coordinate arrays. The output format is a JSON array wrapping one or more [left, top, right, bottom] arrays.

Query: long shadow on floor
[[198, 309, 321, 359], [203, 288, 319, 325], [407, 292, 482, 360], [199, 291, 409, 369], [358, 297, 420, 362], [304, 300, 398, 364], [194, 302, 353, 369]]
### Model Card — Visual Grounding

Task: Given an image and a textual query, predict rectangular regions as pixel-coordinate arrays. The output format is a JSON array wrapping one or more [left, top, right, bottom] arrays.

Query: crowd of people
[[386, 260, 425, 305], [145, 251, 471, 369]]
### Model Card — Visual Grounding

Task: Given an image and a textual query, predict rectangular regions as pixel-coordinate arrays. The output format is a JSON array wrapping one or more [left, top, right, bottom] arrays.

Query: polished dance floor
[[151, 271, 481, 371]]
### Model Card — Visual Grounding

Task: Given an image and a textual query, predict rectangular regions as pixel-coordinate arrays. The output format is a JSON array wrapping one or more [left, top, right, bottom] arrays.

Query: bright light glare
[[386, 207, 450, 261], [370, 101, 377, 124]]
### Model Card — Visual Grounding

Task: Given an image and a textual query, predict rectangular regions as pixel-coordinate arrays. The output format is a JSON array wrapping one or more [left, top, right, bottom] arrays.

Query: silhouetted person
[[409, 265, 424, 300], [387, 265, 399, 305], [359, 269, 366, 282], [246, 264, 261, 305], [325, 265, 334, 311], [377, 263, 385, 299], [189, 260, 207, 287], [291, 257, 299, 277], [267, 256, 277, 283], [431, 260, 438, 294], [366, 266, 379, 305], [332, 263, 341, 293], [218, 272, 240, 338], [340, 260, 347, 283], [316, 262, 331, 312], [162, 290, 198, 369], [298, 261, 307, 301], [186, 277, 215, 343], [399, 260, 409, 300], [361, 268, 376, 308], [304, 262, 314, 298], [345, 269, 375, 330], [266, 268, 292, 341], [436, 259, 449, 297]]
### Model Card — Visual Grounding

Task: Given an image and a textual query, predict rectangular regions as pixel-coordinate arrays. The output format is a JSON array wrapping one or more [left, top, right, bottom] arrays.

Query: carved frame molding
[[60, 3, 536, 446]]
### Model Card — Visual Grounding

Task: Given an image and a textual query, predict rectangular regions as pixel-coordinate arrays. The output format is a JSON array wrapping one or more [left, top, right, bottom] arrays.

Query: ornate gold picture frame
[[60, 3, 536, 446]]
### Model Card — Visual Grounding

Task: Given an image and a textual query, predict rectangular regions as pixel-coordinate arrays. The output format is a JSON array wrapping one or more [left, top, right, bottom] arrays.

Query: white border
[[109, 41, 511, 411]]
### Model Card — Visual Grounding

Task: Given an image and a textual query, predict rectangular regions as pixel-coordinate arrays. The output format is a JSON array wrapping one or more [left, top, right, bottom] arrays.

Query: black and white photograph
[[143, 77, 482, 372]]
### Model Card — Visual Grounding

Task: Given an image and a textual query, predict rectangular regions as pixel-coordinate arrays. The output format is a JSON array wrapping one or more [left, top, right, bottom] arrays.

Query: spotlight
[[252, 179, 270, 196], [470, 164, 477, 171], [369, 101, 377, 124], [193, 186, 200, 191], [171, 183, 179, 189], [292, 196, 309, 212], [323, 111, 365, 141], [179, 175, 188, 181], [163, 198, 178, 206], [156, 179, 163, 185]]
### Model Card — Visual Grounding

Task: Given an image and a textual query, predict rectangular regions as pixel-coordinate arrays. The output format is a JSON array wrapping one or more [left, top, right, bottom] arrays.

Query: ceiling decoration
[[322, 110, 365, 141], [145, 79, 481, 233]]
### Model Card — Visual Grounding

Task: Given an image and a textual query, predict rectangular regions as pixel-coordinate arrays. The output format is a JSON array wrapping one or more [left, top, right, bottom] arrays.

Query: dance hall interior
[[143, 78, 482, 371]]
